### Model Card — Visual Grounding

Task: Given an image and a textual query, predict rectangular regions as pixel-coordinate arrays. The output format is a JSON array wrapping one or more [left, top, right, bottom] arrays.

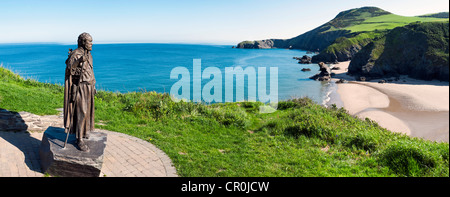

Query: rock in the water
[[298, 55, 312, 64], [301, 68, 311, 72], [336, 79, 347, 84], [309, 74, 331, 81], [309, 62, 332, 81], [39, 127, 107, 177]]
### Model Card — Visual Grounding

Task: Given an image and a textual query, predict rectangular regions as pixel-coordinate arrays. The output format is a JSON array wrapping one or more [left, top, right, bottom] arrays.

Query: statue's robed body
[[63, 33, 95, 150]]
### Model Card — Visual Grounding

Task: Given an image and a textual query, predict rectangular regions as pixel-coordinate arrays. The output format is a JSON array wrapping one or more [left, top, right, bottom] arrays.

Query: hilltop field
[[331, 12, 447, 33]]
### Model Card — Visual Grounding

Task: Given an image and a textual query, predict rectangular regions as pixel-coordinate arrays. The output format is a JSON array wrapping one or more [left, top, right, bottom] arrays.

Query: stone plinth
[[39, 127, 107, 177]]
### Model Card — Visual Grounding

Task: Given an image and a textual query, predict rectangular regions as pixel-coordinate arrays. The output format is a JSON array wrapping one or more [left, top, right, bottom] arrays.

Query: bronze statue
[[63, 32, 96, 152]]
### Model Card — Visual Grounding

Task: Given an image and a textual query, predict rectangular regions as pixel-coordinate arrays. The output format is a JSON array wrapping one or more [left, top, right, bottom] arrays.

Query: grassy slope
[[0, 65, 63, 115], [1, 66, 448, 177], [322, 31, 384, 54], [344, 14, 448, 32]]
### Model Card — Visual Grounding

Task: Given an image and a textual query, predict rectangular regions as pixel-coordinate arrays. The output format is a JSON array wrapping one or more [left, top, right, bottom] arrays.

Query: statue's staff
[[63, 49, 88, 149]]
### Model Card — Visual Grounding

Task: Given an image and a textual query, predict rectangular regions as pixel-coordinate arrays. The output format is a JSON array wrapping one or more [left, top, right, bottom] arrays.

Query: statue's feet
[[77, 139, 90, 152]]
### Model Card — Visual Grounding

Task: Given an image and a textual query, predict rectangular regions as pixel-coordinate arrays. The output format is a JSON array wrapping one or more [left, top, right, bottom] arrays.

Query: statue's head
[[77, 32, 93, 51]]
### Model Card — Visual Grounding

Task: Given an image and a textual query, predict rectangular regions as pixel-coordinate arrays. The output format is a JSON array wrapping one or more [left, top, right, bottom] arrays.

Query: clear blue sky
[[0, 0, 448, 44]]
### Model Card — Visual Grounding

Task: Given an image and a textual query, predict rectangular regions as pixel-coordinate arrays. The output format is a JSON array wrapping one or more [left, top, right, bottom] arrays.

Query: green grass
[[326, 6, 392, 30], [323, 31, 385, 55], [343, 14, 448, 33], [1, 66, 448, 177], [0, 65, 63, 115]]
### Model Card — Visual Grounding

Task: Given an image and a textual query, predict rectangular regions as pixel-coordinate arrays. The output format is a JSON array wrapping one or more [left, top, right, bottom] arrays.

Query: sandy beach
[[328, 61, 449, 143]]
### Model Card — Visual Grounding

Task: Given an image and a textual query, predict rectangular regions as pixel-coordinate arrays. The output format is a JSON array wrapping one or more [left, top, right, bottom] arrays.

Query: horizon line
[[0, 41, 239, 46]]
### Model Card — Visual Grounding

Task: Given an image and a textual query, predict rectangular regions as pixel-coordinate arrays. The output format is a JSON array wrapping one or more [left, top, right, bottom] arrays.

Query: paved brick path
[[0, 110, 177, 177]]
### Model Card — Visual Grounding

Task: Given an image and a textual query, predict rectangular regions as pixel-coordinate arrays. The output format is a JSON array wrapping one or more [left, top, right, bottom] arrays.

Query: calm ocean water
[[0, 43, 333, 104]]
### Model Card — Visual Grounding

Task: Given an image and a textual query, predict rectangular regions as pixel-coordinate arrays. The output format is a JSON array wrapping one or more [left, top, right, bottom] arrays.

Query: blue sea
[[0, 43, 334, 104]]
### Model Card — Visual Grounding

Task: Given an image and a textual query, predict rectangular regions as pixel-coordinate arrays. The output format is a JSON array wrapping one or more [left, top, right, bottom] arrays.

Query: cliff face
[[236, 40, 275, 49], [285, 28, 350, 52], [349, 22, 449, 81], [310, 44, 360, 63], [311, 31, 386, 63]]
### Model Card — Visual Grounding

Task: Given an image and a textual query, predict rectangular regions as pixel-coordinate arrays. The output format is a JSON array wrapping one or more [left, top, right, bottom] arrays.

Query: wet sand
[[328, 61, 449, 143]]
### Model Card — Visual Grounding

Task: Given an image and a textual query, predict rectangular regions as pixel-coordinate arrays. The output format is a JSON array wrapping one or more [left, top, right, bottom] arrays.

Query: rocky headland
[[236, 6, 449, 81]]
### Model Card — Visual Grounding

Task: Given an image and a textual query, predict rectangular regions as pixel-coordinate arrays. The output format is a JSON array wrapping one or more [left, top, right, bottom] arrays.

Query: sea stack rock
[[39, 127, 107, 177], [298, 55, 312, 64], [309, 62, 332, 81], [301, 68, 312, 72]]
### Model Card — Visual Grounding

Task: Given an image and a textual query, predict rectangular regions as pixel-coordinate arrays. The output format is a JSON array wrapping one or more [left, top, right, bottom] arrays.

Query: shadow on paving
[[0, 108, 42, 174]]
